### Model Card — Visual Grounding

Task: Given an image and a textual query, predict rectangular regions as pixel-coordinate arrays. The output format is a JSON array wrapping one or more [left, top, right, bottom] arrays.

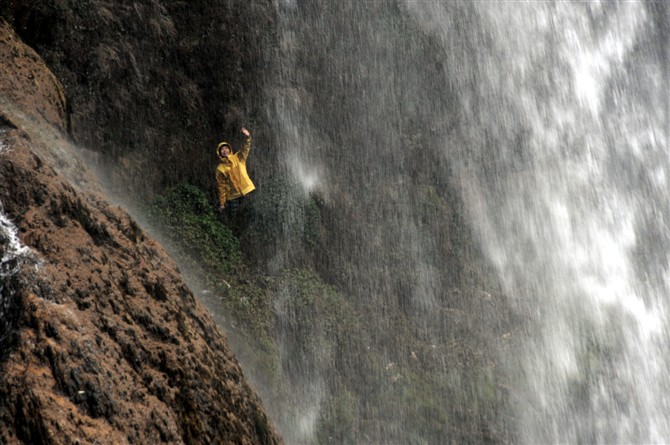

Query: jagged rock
[[0, 19, 281, 445]]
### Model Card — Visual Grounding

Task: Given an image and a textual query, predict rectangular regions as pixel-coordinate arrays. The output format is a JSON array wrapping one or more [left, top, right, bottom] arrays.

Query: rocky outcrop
[[0, 20, 281, 445]]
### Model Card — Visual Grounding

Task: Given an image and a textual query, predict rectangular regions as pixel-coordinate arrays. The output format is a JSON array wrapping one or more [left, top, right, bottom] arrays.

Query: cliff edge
[[0, 20, 281, 445]]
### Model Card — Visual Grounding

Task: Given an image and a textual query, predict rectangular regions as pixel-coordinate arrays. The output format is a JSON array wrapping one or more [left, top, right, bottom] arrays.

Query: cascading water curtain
[[407, 2, 670, 443]]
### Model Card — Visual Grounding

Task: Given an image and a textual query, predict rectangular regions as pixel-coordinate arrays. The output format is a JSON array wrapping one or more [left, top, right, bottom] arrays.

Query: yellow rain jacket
[[215, 136, 255, 206]]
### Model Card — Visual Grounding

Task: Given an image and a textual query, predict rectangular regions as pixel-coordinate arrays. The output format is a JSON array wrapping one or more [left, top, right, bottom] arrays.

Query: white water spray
[[273, 0, 324, 196], [0, 205, 32, 334], [0, 208, 31, 276]]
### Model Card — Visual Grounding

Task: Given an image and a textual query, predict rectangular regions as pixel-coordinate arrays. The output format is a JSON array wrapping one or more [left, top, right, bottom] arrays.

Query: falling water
[[267, 1, 510, 443], [406, 2, 670, 443], [267, 1, 670, 443]]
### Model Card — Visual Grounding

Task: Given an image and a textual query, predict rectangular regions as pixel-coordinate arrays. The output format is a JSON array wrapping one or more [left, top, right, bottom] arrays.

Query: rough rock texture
[[0, 20, 281, 445]]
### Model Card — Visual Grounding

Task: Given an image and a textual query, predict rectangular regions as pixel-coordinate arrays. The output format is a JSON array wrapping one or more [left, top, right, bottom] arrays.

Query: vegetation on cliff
[[147, 181, 515, 443]]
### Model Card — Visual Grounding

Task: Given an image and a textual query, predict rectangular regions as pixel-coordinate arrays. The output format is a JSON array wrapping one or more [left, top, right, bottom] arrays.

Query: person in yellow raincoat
[[215, 127, 256, 219]]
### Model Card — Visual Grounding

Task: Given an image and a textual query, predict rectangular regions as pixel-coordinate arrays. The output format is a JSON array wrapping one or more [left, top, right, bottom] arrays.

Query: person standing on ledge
[[215, 127, 256, 220]]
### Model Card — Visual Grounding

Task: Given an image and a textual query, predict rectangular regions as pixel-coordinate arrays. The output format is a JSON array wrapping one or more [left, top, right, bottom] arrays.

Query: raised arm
[[239, 127, 252, 161]]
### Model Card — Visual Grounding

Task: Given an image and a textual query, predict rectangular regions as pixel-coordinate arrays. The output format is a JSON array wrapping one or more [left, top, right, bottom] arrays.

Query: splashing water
[[0, 205, 32, 339], [0, 208, 31, 277]]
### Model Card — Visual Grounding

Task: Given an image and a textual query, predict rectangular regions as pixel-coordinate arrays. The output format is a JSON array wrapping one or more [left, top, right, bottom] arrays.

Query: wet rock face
[[0, 23, 281, 445]]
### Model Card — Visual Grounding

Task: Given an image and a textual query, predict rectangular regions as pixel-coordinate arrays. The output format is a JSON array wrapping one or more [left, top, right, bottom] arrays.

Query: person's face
[[220, 145, 230, 157]]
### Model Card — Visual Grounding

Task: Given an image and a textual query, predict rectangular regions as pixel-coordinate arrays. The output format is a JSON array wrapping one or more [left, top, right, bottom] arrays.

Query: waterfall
[[266, 2, 513, 443], [267, 0, 670, 443], [407, 2, 670, 443], [6, 0, 667, 442]]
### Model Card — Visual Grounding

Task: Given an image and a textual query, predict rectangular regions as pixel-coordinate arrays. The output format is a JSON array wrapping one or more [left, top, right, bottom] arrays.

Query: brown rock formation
[[0, 19, 281, 445]]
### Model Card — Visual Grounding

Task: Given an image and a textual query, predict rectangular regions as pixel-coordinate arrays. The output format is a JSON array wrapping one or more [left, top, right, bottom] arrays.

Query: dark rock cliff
[[2, 0, 276, 201], [0, 20, 281, 445]]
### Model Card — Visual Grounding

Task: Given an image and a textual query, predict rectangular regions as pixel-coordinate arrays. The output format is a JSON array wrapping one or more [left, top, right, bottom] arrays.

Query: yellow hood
[[216, 141, 231, 161]]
